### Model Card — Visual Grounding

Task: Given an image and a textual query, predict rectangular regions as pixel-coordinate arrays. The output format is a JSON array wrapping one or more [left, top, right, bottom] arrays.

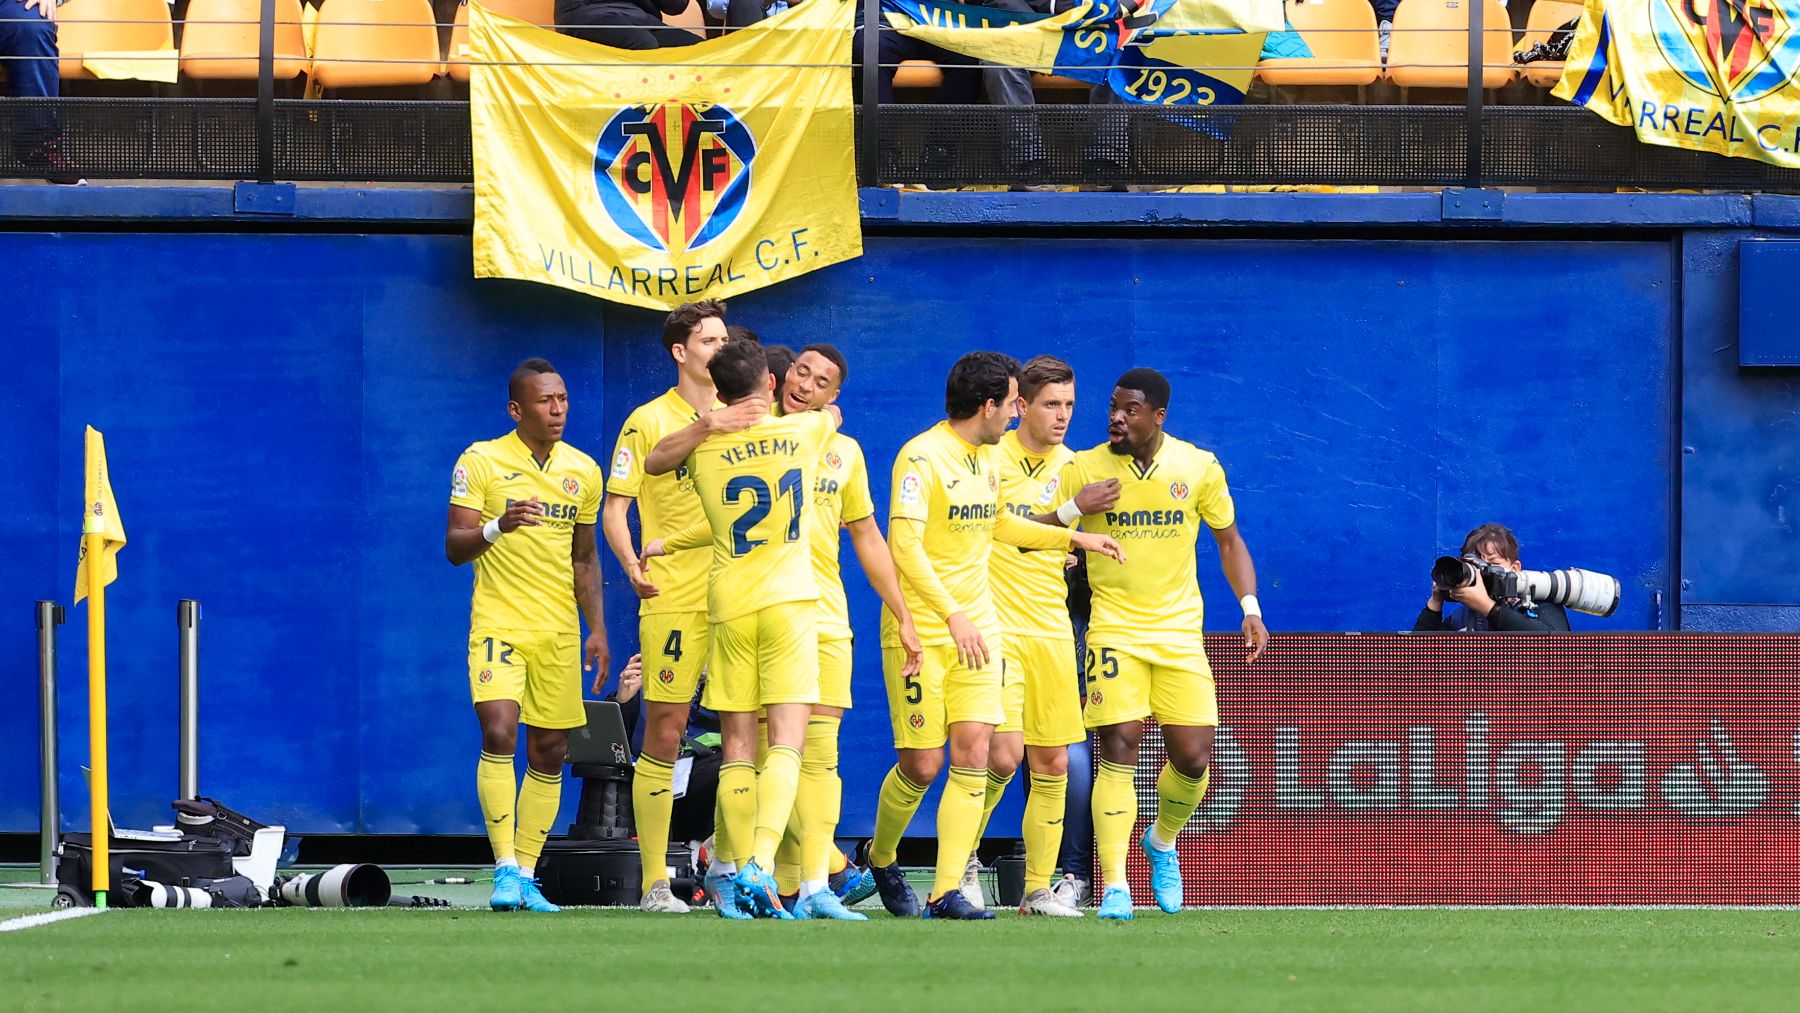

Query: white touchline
[[0, 907, 108, 933]]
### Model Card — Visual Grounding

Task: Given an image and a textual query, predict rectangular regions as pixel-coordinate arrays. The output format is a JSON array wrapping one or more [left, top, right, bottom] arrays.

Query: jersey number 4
[[724, 468, 804, 557]]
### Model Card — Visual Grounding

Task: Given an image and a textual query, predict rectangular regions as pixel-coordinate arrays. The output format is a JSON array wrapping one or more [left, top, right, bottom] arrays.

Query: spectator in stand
[[1, 0, 79, 184], [559, 0, 703, 49]]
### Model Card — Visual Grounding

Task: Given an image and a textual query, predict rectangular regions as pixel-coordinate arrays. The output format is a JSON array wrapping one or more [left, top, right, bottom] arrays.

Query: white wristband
[[1055, 498, 1083, 526], [1239, 594, 1262, 619], [482, 518, 503, 544]]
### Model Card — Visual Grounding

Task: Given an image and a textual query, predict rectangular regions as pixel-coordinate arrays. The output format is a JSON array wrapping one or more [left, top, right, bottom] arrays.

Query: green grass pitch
[[4, 872, 1798, 1012]]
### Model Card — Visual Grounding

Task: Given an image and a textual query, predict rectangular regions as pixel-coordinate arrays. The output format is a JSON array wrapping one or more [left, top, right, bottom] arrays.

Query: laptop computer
[[566, 700, 633, 767]]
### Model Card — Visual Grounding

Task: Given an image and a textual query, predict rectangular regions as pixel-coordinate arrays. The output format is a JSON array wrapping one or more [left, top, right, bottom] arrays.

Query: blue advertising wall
[[1, 187, 1793, 840]]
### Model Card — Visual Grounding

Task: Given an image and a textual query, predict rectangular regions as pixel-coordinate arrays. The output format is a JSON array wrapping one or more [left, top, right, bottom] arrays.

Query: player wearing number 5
[[446, 358, 609, 914], [641, 338, 838, 918]]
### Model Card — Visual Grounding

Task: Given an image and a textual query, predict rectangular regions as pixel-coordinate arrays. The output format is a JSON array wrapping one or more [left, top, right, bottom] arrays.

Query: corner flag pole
[[83, 521, 110, 910]]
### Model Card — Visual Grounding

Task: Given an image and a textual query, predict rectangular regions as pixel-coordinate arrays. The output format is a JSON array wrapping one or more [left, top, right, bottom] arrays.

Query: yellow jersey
[[992, 430, 1076, 639], [686, 410, 838, 622], [810, 432, 875, 639], [450, 431, 603, 635], [1061, 434, 1235, 641], [607, 388, 713, 616]]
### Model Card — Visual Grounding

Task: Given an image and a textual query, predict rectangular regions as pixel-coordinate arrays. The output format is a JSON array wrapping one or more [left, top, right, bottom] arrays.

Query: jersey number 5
[[724, 468, 804, 557]]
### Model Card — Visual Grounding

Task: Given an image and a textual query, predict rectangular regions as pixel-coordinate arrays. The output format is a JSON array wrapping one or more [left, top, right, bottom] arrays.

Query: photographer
[[1415, 524, 1572, 633]]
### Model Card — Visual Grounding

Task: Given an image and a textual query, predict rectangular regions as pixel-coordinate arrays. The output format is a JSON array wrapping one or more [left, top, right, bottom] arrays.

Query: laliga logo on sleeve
[[593, 103, 756, 254], [1652, 0, 1800, 101]]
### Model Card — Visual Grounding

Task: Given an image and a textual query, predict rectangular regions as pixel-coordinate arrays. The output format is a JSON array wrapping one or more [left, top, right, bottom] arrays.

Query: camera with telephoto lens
[[1431, 555, 1621, 617]]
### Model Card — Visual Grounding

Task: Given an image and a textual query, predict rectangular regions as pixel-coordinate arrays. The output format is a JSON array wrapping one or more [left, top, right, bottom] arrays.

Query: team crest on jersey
[[451, 465, 470, 498], [1036, 476, 1060, 506], [1169, 481, 1191, 501], [899, 473, 922, 507], [988, 471, 998, 493], [611, 447, 634, 480], [592, 103, 756, 254], [658, 667, 676, 685], [825, 450, 843, 471], [563, 477, 580, 496], [1088, 688, 1103, 707], [479, 668, 493, 684], [908, 712, 925, 730]]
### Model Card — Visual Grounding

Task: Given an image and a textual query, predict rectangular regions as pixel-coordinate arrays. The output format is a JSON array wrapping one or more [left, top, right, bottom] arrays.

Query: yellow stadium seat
[[58, 0, 175, 80], [311, 0, 442, 88], [1385, 0, 1513, 89], [1257, 0, 1381, 87], [447, 0, 556, 83], [181, 0, 310, 80], [894, 59, 944, 89], [1517, 0, 1584, 88]]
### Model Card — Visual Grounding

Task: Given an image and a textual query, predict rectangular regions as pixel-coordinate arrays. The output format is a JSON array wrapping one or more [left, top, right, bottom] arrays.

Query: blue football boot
[[489, 866, 522, 911], [794, 890, 870, 921], [922, 889, 994, 920], [1141, 829, 1184, 914], [1096, 884, 1134, 921], [833, 863, 878, 908], [704, 869, 752, 920], [855, 840, 919, 918], [734, 860, 795, 920], [517, 876, 560, 913]]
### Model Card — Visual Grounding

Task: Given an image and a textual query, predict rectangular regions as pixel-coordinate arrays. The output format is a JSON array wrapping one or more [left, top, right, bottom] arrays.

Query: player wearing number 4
[[866, 352, 1125, 921], [447, 358, 610, 914], [640, 338, 839, 919], [1048, 367, 1269, 920]]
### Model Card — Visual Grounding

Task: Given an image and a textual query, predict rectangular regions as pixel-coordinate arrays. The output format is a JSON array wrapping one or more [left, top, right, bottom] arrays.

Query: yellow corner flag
[[75, 425, 127, 603], [469, 0, 863, 310], [76, 424, 123, 907]]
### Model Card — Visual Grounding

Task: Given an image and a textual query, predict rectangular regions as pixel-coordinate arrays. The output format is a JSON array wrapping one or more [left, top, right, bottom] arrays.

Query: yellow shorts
[[640, 611, 710, 705], [882, 635, 1007, 750], [704, 601, 820, 713], [818, 633, 854, 710], [467, 628, 585, 729], [1083, 636, 1218, 729], [996, 655, 1025, 736], [1006, 633, 1084, 747]]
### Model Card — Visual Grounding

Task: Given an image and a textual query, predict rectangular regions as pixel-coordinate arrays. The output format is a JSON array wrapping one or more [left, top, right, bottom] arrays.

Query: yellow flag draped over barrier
[[76, 425, 125, 906], [1554, 0, 1800, 168], [470, 1, 862, 310]]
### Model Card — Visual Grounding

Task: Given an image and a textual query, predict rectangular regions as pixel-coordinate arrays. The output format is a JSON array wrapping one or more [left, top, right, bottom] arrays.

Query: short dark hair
[[764, 343, 796, 385], [801, 342, 849, 387], [1115, 367, 1170, 410], [1019, 355, 1074, 402], [1462, 523, 1520, 561], [727, 324, 762, 346], [663, 299, 726, 352], [508, 357, 559, 403], [945, 351, 1021, 420], [708, 336, 769, 403]]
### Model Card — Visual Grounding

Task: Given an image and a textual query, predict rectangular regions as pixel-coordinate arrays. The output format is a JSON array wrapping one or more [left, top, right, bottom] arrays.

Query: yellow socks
[[477, 751, 516, 864], [973, 768, 1013, 846], [513, 766, 562, 873], [716, 760, 757, 868], [930, 766, 988, 900], [632, 753, 676, 893], [799, 716, 842, 889], [1151, 763, 1209, 850], [1092, 759, 1138, 886], [869, 765, 928, 868], [752, 744, 802, 869], [1022, 772, 1068, 893]]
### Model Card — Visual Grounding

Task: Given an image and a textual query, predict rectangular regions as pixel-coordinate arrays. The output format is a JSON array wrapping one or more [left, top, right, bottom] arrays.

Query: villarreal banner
[[1554, 0, 1800, 167], [470, 1, 861, 310], [881, 0, 1290, 106]]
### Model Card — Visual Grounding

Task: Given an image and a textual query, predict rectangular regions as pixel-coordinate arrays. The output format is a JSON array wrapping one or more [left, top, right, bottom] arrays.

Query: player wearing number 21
[[640, 338, 838, 918]]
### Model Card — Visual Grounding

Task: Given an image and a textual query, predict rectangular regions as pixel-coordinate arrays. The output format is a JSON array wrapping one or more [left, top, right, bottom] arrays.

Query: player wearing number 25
[[642, 338, 838, 918]]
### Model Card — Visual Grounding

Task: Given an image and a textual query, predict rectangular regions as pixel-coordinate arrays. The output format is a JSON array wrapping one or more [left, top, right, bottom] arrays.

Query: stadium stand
[[1256, 0, 1382, 89], [309, 0, 444, 89], [449, 0, 559, 82], [56, 0, 177, 81], [180, 0, 312, 80], [1385, 0, 1513, 90], [1515, 0, 1583, 89]]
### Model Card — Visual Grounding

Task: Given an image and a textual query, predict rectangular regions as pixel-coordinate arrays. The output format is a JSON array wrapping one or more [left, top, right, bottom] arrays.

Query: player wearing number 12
[[1055, 368, 1270, 920], [446, 358, 610, 915], [643, 338, 837, 919]]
